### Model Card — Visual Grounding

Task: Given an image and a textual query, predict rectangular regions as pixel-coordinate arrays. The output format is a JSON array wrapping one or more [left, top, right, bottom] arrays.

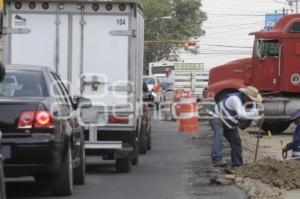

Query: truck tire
[[73, 141, 85, 185], [262, 121, 290, 135], [34, 174, 48, 184], [51, 146, 73, 196], [116, 158, 131, 173], [147, 126, 152, 151], [139, 118, 148, 154], [132, 139, 139, 166], [131, 155, 139, 166]]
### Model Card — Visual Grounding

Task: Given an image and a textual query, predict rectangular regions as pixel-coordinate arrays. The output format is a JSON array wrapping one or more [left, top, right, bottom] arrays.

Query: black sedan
[[0, 65, 90, 196], [0, 131, 6, 199]]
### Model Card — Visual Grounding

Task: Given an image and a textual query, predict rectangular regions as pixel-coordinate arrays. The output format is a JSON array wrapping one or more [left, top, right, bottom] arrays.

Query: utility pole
[[288, 0, 299, 13]]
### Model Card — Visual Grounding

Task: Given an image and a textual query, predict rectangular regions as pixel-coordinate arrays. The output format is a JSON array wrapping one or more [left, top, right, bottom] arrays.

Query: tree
[[138, 0, 207, 73]]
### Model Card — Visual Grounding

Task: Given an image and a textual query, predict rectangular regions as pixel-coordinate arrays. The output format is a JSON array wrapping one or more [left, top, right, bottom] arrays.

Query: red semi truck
[[203, 14, 300, 134]]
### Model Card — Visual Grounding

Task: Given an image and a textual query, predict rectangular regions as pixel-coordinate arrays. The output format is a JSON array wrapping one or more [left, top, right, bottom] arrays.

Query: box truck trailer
[[2, 0, 146, 172]]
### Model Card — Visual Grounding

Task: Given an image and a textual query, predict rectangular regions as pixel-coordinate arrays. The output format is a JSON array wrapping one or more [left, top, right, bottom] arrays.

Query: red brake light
[[15, 1, 22, 9], [18, 111, 35, 129], [105, 3, 113, 11], [35, 111, 53, 128], [108, 115, 129, 124], [119, 3, 126, 11], [29, 1, 36, 9], [18, 111, 53, 129]]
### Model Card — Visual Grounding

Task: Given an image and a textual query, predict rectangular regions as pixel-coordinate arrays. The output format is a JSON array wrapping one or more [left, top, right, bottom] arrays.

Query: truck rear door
[[4, 1, 132, 108], [7, 7, 69, 81], [72, 14, 130, 107]]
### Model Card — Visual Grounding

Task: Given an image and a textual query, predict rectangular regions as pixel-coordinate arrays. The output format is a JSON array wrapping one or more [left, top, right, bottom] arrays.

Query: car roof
[[5, 65, 52, 72]]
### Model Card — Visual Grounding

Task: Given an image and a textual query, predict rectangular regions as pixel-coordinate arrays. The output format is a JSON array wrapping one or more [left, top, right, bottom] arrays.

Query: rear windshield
[[0, 70, 47, 97], [143, 77, 155, 85]]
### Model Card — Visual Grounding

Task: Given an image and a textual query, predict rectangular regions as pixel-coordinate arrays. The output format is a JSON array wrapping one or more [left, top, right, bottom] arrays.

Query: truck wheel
[[131, 155, 139, 166], [147, 126, 152, 151], [139, 118, 148, 154], [262, 121, 290, 135], [51, 146, 73, 196], [116, 158, 131, 173], [34, 174, 48, 184], [73, 141, 85, 185], [132, 139, 139, 166]]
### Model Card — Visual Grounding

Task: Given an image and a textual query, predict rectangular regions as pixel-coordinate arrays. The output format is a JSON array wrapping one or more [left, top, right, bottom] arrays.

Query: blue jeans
[[209, 118, 224, 161], [223, 125, 243, 167]]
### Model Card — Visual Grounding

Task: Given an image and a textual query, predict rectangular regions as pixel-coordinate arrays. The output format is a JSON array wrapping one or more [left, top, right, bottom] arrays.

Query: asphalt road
[[6, 120, 247, 199]]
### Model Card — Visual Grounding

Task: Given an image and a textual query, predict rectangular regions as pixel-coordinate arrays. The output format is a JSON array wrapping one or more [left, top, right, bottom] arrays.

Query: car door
[[253, 39, 280, 91], [51, 72, 82, 158]]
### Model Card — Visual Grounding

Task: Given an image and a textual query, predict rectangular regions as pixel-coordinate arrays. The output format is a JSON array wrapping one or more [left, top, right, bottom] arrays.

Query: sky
[[180, 0, 293, 70]]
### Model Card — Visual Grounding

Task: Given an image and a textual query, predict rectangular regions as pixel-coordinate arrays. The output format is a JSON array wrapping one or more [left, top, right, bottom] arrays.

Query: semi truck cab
[[204, 14, 300, 134]]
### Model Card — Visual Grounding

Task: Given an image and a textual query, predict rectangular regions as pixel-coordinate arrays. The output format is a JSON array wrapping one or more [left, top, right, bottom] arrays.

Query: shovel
[[254, 117, 264, 162]]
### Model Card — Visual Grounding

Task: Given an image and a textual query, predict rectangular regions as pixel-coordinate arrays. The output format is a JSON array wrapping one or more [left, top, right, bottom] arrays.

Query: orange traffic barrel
[[174, 89, 188, 117], [177, 95, 199, 133]]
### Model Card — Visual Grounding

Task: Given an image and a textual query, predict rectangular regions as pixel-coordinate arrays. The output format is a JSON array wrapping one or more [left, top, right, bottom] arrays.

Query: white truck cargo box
[[3, 0, 145, 173]]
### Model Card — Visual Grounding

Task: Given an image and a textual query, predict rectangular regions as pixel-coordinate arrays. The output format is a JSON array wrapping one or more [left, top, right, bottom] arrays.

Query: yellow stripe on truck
[[0, 0, 4, 12], [0, 0, 3, 11]]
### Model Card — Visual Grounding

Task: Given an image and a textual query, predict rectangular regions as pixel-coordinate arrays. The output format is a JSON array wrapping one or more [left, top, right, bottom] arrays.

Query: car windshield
[[143, 77, 155, 85], [0, 70, 47, 97]]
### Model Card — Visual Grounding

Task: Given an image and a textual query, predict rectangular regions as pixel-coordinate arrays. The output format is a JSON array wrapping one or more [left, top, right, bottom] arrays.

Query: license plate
[[1, 145, 11, 159]]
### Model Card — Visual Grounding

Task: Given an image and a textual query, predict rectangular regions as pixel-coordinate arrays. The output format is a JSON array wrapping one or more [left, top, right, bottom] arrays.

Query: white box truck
[[2, 0, 145, 173]]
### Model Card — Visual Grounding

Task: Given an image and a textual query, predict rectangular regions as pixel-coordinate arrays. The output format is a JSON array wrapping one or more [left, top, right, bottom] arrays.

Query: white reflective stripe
[[292, 151, 300, 156], [215, 105, 234, 129], [219, 102, 239, 124], [215, 103, 238, 129], [180, 98, 197, 104], [180, 112, 198, 118]]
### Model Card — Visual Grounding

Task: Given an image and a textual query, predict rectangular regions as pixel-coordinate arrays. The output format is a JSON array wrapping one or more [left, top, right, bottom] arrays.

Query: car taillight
[[18, 111, 53, 129], [18, 111, 35, 129], [108, 115, 129, 124], [35, 111, 53, 128]]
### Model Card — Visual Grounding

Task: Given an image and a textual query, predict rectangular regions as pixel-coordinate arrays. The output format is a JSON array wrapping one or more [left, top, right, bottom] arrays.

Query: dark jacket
[[286, 125, 300, 156]]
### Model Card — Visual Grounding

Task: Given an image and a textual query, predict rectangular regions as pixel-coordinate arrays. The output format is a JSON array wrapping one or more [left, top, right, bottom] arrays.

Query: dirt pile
[[237, 157, 300, 190]]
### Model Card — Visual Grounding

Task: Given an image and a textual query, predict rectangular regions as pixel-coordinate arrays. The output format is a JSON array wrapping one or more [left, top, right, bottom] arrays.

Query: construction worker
[[161, 67, 175, 91], [208, 86, 262, 167], [282, 109, 300, 160]]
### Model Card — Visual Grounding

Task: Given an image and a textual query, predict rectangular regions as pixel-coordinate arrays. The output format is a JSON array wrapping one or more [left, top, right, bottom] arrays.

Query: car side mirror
[[73, 96, 92, 109]]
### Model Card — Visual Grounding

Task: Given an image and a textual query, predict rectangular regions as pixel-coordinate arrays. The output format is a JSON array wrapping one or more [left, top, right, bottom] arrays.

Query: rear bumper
[[2, 134, 63, 177], [85, 141, 122, 150], [85, 130, 137, 158]]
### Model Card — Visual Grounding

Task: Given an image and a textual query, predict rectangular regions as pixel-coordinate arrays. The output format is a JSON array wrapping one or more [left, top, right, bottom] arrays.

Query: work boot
[[213, 159, 227, 167]]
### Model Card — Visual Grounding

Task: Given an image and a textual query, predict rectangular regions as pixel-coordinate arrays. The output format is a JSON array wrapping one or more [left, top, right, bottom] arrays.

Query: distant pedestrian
[[161, 68, 175, 91], [208, 86, 262, 167], [282, 109, 300, 160]]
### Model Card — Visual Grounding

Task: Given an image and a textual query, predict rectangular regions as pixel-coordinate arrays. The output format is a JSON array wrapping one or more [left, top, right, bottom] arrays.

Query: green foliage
[[137, 0, 207, 73]]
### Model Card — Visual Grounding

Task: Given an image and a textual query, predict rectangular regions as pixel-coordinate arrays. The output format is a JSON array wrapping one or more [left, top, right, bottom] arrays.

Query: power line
[[200, 44, 252, 49], [203, 21, 264, 29], [209, 14, 265, 17]]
